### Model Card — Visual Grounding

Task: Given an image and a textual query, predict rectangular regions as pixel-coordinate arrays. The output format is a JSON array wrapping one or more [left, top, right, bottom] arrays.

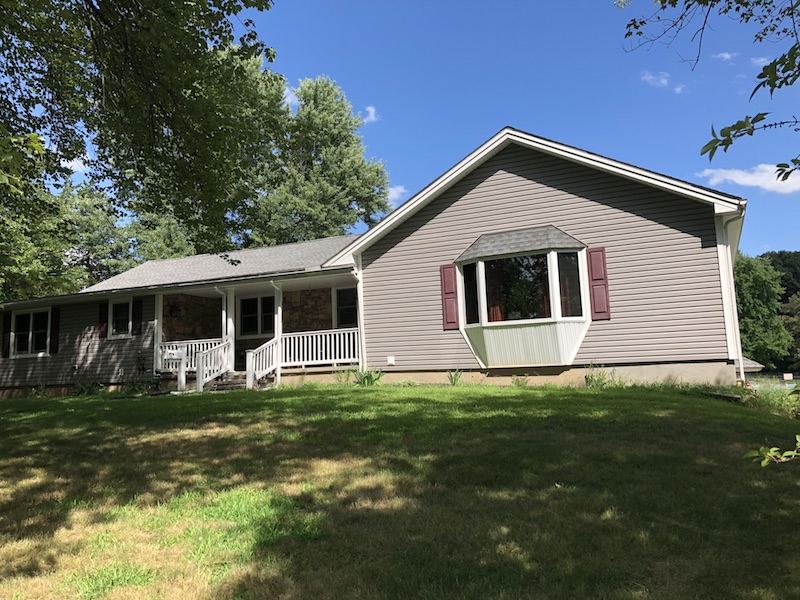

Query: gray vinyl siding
[[0, 296, 155, 388], [361, 145, 727, 370]]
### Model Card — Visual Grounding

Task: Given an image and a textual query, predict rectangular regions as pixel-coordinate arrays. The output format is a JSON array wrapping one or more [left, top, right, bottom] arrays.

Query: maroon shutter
[[49, 307, 60, 354], [99, 302, 108, 338], [587, 247, 611, 321], [440, 264, 459, 330], [131, 298, 143, 335], [2, 313, 11, 358]]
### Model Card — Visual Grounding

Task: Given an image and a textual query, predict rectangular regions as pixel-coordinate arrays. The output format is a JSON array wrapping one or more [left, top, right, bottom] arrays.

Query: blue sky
[[249, 0, 799, 256]]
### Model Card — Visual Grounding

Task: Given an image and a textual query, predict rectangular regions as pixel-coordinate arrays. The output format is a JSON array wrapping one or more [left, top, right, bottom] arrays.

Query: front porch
[[151, 274, 361, 390]]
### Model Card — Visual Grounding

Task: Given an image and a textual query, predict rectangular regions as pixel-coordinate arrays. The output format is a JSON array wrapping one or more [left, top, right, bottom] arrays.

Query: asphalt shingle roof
[[456, 225, 585, 262], [82, 235, 359, 293]]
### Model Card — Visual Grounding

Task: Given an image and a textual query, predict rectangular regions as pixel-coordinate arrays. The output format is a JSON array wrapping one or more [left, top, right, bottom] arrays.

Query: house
[[0, 127, 747, 394]]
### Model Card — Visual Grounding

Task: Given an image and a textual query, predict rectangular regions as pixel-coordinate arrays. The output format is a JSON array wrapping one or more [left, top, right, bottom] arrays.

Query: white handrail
[[196, 340, 232, 392], [246, 337, 280, 389], [158, 338, 224, 372]]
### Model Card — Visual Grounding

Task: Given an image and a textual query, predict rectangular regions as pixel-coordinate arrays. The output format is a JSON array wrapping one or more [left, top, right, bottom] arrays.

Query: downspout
[[723, 209, 747, 384]]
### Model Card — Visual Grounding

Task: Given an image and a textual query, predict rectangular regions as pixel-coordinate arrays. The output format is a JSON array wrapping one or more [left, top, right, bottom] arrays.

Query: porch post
[[355, 255, 367, 371], [226, 288, 236, 372], [273, 282, 283, 387], [153, 293, 163, 373]]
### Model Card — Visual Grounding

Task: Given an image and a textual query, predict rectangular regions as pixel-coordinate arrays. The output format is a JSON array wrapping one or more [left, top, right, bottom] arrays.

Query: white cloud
[[62, 157, 89, 173], [283, 86, 298, 108], [697, 164, 800, 194], [712, 52, 738, 61], [751, 57, 770, 67], [674, 83, 686, 94], [387, 185, 409, 208], [641, 70, 670, 87], [363, 105, 379, 124]]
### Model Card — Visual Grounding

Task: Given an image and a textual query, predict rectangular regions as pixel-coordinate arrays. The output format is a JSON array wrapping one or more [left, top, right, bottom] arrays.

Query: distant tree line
[[736, 251, 800, 371]]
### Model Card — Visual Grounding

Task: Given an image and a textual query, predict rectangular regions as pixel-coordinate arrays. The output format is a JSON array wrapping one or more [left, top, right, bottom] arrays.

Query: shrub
[[354, 369, 383, 387], [446, 369, 463, 386]]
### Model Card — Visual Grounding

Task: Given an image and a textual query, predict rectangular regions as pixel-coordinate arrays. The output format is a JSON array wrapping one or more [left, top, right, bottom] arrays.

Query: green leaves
[[244, 76, 389, 247], [744, 435, 800, 467], [701, 113, 769, 160], [735, 254, 793, 369]]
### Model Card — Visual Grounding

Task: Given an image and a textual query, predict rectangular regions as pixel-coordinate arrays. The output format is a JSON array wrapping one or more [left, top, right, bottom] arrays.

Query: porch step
[[208, 373, 248, 392]]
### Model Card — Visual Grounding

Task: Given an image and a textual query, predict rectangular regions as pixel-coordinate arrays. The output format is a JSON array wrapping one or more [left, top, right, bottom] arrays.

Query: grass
[[0, 384, 799, 599]]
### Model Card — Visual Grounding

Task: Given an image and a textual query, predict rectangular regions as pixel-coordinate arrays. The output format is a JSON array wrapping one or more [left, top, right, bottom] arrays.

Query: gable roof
[[82, 235, 358, 294], [324, 127, 747, 268], [456, 226, 585, 263]]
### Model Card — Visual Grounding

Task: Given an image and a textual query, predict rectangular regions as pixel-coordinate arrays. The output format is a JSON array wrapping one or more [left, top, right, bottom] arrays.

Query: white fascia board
[[323, 127, 745, 268]]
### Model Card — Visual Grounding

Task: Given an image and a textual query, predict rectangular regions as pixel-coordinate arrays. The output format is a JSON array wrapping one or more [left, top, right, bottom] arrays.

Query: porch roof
[[81, 235, 359, 294]]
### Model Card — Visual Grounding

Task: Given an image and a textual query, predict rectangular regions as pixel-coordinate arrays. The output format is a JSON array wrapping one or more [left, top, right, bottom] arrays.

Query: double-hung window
[[239, 297, 275, 337], [109, 300, 132, 338], [12, 309, 50, 356]]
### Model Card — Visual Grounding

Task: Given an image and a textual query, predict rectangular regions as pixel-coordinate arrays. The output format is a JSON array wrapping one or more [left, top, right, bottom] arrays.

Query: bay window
[[463, 250, 585, 325]]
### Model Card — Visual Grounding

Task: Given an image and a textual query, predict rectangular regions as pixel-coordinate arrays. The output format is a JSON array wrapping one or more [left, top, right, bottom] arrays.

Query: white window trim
[[108, 298, 133, 340], [333, 287, 359, 329], [461, 247, 590, 328], [10, 308, 51, 358], [236, 295, 275, 340]]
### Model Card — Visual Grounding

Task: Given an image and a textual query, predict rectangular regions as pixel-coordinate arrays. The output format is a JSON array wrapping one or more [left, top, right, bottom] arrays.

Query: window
[[558, 252, 582, 317], [462, 250, 585, 325], [239, 296, 275, 337], [12, 310, 50, 356], [110, 300, 132, 337], [463, 263, 479, 325], [335, 288, 358, 328], [486, 254, 551, 321], [100, 299, 141, 340]]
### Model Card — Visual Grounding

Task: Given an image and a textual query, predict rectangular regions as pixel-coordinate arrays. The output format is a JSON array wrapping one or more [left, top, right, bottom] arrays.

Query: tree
[[0, 185, 84, 303], [0, 0, 282, 248], [618, 1, 800, 177], [735, 253, 792, 368], [762, 251, 800, 304], [66, 185, 135, 288], [244, 76, 389, 247], [780, 292, 800, 371], [126, 212, 195, 262]]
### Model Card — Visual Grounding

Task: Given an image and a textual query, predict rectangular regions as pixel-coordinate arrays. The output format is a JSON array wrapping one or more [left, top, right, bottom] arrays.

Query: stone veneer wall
[[163, 294, 222, 341], [283, 289, 332, 333]]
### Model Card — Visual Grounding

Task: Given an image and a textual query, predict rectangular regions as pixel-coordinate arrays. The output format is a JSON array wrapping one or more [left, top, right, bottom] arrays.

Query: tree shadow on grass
[[0, 386, 798, 597]]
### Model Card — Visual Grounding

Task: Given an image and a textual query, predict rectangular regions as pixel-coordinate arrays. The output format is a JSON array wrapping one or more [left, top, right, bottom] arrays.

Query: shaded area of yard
[[0, 385, 799, 599]]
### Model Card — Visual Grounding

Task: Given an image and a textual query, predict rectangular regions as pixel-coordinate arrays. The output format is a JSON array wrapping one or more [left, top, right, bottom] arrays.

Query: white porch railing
[[158, 338, 224, 373], [196, 340, 232, 392], [244, 328, 360, 389], [281, 328, 360, 369], [246, 337, 280, 389]]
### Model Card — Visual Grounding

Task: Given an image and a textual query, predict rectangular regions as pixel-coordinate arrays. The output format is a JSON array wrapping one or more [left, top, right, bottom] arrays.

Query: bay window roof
[[456, 225, 585, 263]]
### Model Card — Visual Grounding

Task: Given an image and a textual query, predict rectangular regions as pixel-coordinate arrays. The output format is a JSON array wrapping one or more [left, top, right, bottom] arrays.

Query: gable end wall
[[360, 145, 728, 371]]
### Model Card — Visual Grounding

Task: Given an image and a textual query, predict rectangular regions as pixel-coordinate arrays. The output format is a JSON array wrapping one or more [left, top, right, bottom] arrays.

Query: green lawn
[[0, 384, 798, 599]]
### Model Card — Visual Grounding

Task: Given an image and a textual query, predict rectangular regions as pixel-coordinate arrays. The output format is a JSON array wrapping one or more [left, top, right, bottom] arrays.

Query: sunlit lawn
[[0, 384, 798, 599]]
